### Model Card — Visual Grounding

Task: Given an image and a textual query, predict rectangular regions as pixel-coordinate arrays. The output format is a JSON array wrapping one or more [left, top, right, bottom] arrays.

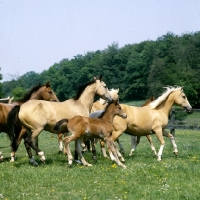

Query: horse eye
[[49, 91, 52, 94], [183, 95, 186, 99]]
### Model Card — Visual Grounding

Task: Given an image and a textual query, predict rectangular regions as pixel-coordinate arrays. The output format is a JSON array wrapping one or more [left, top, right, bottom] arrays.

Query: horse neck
[[156, 93, 175, 116], [29, 87, 44, 100], [102, 105, 115, 124], [78, 85, 96, 113]]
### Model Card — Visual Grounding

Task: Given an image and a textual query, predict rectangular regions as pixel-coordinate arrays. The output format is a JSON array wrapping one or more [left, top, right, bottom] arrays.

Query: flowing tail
[[7, 105, 21, 151], [53, 118, 69, 133]]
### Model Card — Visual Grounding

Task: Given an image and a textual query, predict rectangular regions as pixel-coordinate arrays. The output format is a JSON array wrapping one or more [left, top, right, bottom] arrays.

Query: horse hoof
[[68, 164, 72, 168], [122, 165, 127, 169], [58, 150, 63, 154], [174, 152, 178, 156], [33, 163, 39, 167], [74, 160, 82, 165], [92, 156, 97, 161], [87, 164, 93, 167]]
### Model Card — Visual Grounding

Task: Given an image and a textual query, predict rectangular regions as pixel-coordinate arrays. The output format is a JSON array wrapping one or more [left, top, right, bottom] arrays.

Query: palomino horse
[[0, 82, 59, 161], [108, 86, 192, 161], [91, 88, 119, 112], [7, 76, 113, 165], [53, 100, 127, 168]]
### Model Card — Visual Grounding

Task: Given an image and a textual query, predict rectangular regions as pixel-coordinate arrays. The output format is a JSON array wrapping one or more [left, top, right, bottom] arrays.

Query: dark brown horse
[[0, 82, 59, 161], [54, 100, 127, 168]]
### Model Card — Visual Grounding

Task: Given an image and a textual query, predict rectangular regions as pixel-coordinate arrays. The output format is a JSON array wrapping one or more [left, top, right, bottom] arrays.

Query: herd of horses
[[0, 76, 192, 168]]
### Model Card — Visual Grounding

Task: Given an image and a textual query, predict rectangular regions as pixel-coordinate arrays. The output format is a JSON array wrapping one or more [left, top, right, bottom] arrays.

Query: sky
[[0, 0, 200, 82]]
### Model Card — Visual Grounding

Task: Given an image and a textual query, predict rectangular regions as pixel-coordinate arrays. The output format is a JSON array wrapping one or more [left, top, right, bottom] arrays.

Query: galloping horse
[[53, 100, 127, 168], [7, 76, 113, 165], [90, 96, 154, 159], [0, 82, 59, 161], [108, 86, 192, 161], [86, 88, 120, 157]]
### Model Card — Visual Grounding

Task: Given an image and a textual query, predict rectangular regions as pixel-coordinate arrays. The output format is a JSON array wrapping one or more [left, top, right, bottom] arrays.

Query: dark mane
[[98, 102, 112, 118], [17, 83, 42, 103], [73, 79, 96, 100]]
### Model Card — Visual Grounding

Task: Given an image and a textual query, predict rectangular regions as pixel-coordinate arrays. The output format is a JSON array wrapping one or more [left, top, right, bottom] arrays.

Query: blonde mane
[[98, 88, 119, 105], [149, 86, 182, 109]]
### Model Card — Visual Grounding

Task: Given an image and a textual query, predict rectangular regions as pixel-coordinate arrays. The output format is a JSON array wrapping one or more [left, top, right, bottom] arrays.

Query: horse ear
[[180, 86, 183, 92], [99, 75, 102, 81], [117, 88, 119, 93], [94, 75, 102, 81], [46, 82, 50, 88]]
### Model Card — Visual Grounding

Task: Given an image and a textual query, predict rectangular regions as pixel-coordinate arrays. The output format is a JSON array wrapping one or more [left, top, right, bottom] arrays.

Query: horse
[[0, 96, 14, 103], [91, 88, 119, 113], [107, 86, 192, 161], [82, 88, 120, 157], [0, 82, 59, 161], [90, 96, 155, 159], [7, 76, 113, 165], [53, 100, 127, 168]]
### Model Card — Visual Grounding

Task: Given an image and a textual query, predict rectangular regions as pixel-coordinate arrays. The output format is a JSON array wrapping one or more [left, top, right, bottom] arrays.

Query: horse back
[[113, 104, 154, 135]]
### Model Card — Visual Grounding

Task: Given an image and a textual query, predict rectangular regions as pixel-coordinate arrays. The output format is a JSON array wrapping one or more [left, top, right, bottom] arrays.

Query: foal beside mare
[[54, 100, 127, 168]]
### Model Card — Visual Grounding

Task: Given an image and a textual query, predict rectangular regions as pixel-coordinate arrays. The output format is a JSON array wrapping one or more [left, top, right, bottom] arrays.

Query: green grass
[[1, 130, 200, 200]]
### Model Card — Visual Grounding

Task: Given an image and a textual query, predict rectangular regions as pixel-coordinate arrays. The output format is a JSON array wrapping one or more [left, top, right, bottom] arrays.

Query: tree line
[[1, 31, 200, 108]]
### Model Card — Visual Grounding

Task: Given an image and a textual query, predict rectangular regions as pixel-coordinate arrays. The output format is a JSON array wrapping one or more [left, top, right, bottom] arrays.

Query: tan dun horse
[[87, 88, 120, 157], [7, 76, 113, 165], [53, 100, 127, 168], [108, 86, 192, 161], [0, 82, 59, 161]]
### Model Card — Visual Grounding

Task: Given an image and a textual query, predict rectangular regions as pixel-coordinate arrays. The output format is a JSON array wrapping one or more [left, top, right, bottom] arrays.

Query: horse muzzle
[[104, 94, 113, 103], [185, 106, 192, 112], [122, 113, 127, 119]]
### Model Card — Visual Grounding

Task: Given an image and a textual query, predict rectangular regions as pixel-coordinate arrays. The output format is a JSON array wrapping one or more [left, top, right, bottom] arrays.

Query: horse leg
[[129, 136, 138, 156], [116, 138, 125, 155], [146, 135, 157, 156], [10, 127, 28, 162], [108, 129, 126, 162], [100, 140, 109, 158], [75, 138, 92, 167], [57, 133, 63, 153], [63, 136, 74, 166], [24, 128, 45, 164], [0, 151, 3, 161], [24, 141, 39, 166], [162, 129, 178, 156], [154, 127, 165, 161], [90, 138, 97, 161], [106, 139, 126, 169]]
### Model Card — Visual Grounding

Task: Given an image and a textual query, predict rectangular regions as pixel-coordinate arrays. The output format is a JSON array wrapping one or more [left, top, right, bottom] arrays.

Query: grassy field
[[0, 129, 200, 200]]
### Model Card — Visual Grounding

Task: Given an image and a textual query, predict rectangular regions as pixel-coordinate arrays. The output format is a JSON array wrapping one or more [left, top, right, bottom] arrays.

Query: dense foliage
[[2, 31, 200, 107]]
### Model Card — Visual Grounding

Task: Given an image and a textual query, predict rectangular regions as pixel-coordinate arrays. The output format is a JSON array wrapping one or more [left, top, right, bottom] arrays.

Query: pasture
[[0, 129, 200, 200]]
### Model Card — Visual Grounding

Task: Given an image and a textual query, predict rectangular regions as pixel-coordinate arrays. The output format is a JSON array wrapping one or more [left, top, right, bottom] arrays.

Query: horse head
[[94, 76, 113, 102], [41, 82, 59, 102], [174, 87, 192, 112]]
